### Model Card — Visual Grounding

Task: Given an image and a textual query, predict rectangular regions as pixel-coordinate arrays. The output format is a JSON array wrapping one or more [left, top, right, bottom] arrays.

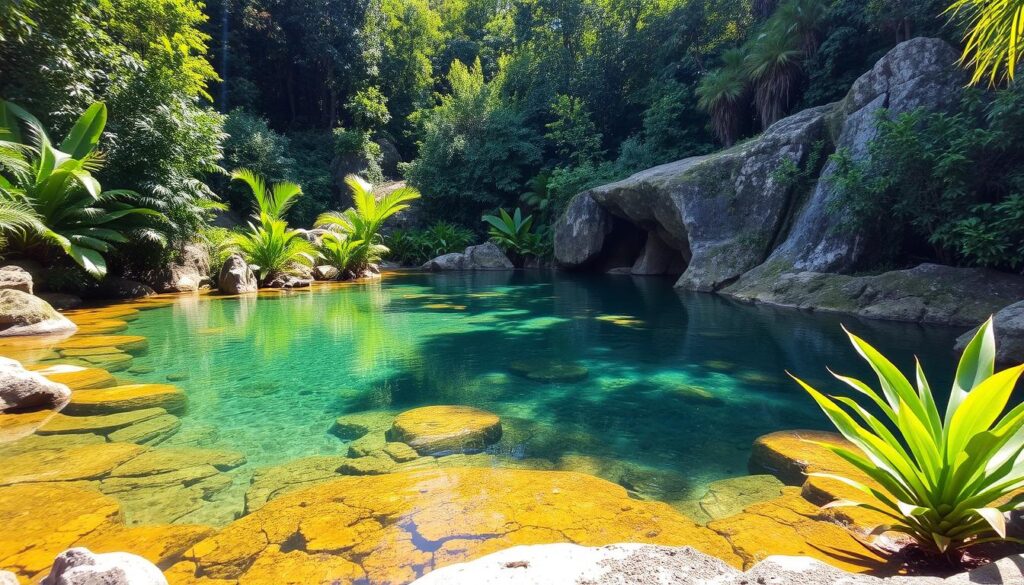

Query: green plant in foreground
[[318, 231, 364, 276], [0, 100, 164, 277], [482, 207, 548, 259], [946, 0, 1024, 86], [792, 319, 1024, 557], [230, 168, 304, 221]]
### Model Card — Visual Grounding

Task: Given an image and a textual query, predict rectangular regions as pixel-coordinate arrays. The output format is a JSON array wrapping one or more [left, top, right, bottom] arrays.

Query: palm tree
[[946, 0, 1024, 85], [0, 100, 164, 278], [774, 0, 828, 57], [229, 168, 303, 220], [745, 26, 804, 128], [315, 174, 421, 272], [697, 48, 750, 146]]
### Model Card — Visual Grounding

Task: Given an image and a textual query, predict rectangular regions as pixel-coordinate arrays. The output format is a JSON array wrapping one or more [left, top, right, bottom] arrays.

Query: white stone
[[41, 548, 167, 585]]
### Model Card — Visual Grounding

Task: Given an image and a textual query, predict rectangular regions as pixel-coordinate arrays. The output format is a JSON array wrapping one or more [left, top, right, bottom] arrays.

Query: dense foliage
[[795, 320, 1024, 561], [829, 84, 1024, 272]]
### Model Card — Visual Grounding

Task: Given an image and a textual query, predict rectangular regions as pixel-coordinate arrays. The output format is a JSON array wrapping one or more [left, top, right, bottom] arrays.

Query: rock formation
[[0, 289, 77, 337], [424, 242, 514, 271], [217, 254, 258, 294]]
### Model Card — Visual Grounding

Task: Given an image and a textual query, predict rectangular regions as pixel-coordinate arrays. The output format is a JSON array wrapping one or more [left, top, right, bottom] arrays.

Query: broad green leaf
[[59, 103, 106, 159], [972, 507, 1007, 538], [947, 365, 1024, 463], [947, 318, 995, 426]]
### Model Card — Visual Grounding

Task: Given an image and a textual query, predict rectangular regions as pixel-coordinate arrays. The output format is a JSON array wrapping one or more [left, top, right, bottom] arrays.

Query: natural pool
[[0, 271, 975, 582]]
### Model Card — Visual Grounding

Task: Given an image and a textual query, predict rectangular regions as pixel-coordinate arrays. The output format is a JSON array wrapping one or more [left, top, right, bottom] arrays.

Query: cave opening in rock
[[595, 217, 690, 276]]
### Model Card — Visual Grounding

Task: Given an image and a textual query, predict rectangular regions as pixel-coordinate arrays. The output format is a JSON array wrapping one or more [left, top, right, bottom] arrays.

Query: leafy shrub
[[334, 128, 384, 184], [828, 85, 1024, 271], [793, 320, 1024, 560], [223, 217, 317, 285], [385, 221, 475, 265], [0, 101, 165, 278], [482, 207, 549, 263]]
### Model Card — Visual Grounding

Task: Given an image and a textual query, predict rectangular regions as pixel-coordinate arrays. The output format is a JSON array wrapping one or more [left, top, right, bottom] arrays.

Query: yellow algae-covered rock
[[0, 483, 122, 578], [0, 409, 57, 442], [37, 408, 167, 436], [31, 364, 116, 390], [65, 384, 186, 416], [0, 432, 106, 458], [388, 405, 502, 455], [56, 335, 148, 354], [111, 447, 246, 476], [73, 319, 129, 334], [0, 442, 145, 485], [64, 307, 140, 323], [73, 524, 216, 570], [675, 474, 785, 525], [59, 347, 126, 358], [238, 546, 366, 585], [749, 429, 858, 485], [106, 413, 181, 445], [330, 410, 396, 440], [707, 488, 889, 573], [245, 456, 348, 513], [172, 467, 740, 584]]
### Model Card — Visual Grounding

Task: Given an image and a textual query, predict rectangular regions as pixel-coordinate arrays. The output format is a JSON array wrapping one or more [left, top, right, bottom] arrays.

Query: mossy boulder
[[508, 359, 589, 382], [388, 405, 502, 455], [0, 290, 77, 337]]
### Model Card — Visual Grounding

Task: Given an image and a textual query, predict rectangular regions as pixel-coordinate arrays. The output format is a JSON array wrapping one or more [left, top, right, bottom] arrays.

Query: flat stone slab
[[37, 408, 167, 435], [31, 365, 117, 390], [56, 335, 148, 354], [111, 447, 246, 477], [64, 384, 186, 416], [0, 442, 145, 485], [106, 413, 181, 445], [166, 468, 740, 584], [388, 405, 502, 455], [508, 359, 589, 382]]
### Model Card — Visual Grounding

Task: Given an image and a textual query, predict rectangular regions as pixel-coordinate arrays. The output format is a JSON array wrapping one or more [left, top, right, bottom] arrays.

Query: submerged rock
[[0, 290, 77, 337], [42, 547, 167, 585], [64, 384, 187, 416], [165, 468, 741, 584], [508, 359, 589, 383], [0, 357, 71, 412], [388, 405, 502, 455], [217, 254, 258, 294], [424, 242, 514, 271]]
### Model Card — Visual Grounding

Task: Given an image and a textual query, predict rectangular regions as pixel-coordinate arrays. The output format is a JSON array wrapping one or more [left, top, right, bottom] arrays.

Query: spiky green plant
[[774, 0, 828, 56], [0, 100, 165, 277], [318, 231, 364, 276], [745, 26, 804, 128], [697, 48, 750, 146], [223, 214, 318, 285], [230, 168, 303, 221], [946, 0, 1024, 86], [315, 174, 421, 272], [792, 319, 1024, 558]]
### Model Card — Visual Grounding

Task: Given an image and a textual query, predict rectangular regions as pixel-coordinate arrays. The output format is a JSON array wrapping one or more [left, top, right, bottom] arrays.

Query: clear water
[[121, 271, 965, 502]]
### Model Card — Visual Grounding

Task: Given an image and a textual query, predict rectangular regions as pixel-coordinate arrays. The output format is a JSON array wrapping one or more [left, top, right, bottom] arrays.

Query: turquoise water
[[121, 271, 965, 502]]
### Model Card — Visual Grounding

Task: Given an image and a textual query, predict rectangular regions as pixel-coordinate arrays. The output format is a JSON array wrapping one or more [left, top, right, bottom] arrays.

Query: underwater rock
[[0, 408, 59, 442], [337, 454, 396, 475], [0, 357, 71, 412], [677, 475, 785, 524], [508, 359, 589, 383], [106, 414, 181, 445], [166, 468, 741, 584], [165, 372, 189, 382], [556, 454, 692, 503], [72, 319, 130, 335], [33, 365, 117, 390], [217, 254, 258, 295], [388, 405, 502, 455], [383, 441, 420, 463], [0, 265, 33, 294], [0, 442, 145, 486], [346, 431, 388, 457], [56, 335, 148, 354], [37, 408, 167, 436], [110, 448, 246, 477], [245, 455, 348, 512], [670, 385, 724, 405], [42, 547, 167, 585], [0, 290, 77, 337], [64, 384, 186, 416]]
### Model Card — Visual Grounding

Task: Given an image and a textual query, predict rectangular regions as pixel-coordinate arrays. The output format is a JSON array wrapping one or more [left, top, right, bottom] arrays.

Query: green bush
[[828, 85, 1024, 271], [385, 221, 475, 266]]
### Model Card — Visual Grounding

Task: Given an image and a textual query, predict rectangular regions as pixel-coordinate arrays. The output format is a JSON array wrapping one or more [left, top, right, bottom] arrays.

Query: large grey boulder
[[153, 243, 210, 292], [554, 104, 832, 290], [424, 243, 514, 271], [218, 253, 258, 294], [722, 264, 1024, 326], [955, 300, 1024, 365], [42, 548, 167, 585], [759, 38, 966, 274], [0, 289, 77, 337], [0, 265, 33, 294], [0, 356, 71, 412]]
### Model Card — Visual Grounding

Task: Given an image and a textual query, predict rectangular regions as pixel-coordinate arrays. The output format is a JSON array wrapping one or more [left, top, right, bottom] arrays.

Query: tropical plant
[[315, 174, 421, 272], [946, 0, 1024, 85], [222, 216, 317, 285], [318, 231, 365, 276], [745, 25, 804, 128], [697, 48, 750, 146], [791, 319, 1024, 559], [0, 100, 165, 277], [229, 168, 303, 220], [482, 207, 548, 260]]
